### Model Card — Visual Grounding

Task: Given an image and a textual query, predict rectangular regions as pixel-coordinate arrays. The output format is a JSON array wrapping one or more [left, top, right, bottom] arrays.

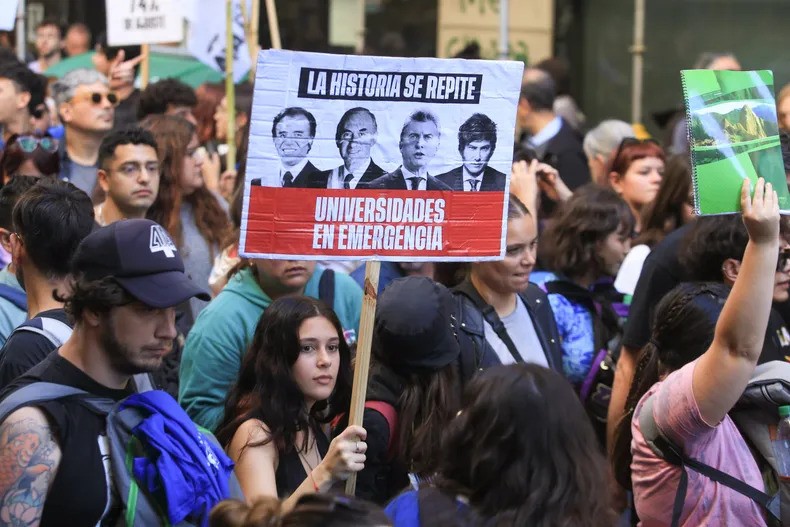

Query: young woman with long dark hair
[[615, 154, 694, 295], [215, 296, 365, 509], [386, 363, 616, 526], [141, 114, 229, 326]]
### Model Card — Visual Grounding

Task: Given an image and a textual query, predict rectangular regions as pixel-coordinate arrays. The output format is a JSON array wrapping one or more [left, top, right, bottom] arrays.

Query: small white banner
[[185, 0, 251, 83], [106, 0, 184, 46], [0, 0, 18, 31]]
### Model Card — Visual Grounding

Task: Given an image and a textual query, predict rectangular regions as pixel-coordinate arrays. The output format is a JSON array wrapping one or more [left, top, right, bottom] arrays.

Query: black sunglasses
[[73, 92, 119, 106]]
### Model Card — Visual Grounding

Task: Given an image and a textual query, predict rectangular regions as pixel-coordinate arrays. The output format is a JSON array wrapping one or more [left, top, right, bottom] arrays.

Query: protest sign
[[240, 49, 524, 261], [0, 0, 18, 31], [106, 0, 184, 46], [682, 69, 790, 215], [186, 0, 251, 83]]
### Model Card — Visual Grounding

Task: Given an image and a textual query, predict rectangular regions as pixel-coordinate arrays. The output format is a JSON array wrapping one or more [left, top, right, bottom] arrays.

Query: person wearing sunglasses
[[0, 133, 60, 186], [607, 137, 666, 233], [0, 60, 47, 144], [51, 68, 117, 199]]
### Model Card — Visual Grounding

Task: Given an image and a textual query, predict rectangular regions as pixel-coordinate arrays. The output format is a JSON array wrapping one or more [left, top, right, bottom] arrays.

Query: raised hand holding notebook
[[682, 69, 790, 214]]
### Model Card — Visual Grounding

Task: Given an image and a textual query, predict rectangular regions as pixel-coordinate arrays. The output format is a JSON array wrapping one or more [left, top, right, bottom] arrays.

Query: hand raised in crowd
[[108, 49, 144, 92], [741, 177, 780, 244], [532, 159, 572, 203], [312, 425, 367, 489], [509, 160, 538, 215]]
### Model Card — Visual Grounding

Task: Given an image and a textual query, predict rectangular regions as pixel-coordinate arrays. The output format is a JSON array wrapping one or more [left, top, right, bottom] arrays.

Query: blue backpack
[[0, 385, 243, 526]]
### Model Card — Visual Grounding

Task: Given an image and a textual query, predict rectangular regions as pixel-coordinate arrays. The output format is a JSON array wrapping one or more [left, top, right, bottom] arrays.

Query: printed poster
[[241, 50, 524, 261], [682, 69, 790, 215]]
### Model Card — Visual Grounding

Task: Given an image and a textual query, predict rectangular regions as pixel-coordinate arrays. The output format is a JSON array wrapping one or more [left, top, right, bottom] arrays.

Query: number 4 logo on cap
[[149, 225, 177, 258]]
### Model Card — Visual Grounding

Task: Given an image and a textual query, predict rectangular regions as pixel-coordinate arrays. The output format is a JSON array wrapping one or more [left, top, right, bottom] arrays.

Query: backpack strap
[[453, 280, 523, 364], [639, 394, 780, 527], [131, 373, 156, 393], [0, 283, 26, 311], [329, 400, 398, 458], [12, 316, 73, 347], [318, 269, 335, 308], [0, 382, 113, 422], [365, 401, 398, 457]]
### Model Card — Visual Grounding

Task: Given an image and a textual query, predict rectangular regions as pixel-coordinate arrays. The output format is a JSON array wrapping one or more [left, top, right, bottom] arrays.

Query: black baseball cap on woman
[[71, 219, 210, 308]]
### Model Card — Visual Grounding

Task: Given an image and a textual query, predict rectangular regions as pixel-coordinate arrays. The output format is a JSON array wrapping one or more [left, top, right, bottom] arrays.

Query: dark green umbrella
[[44, 51, 225, 88]]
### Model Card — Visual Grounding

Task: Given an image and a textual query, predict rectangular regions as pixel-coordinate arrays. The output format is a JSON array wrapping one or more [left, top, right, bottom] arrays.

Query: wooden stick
[[226, 0, 237, 170], [265, 0, 282, 49], [140, 44, 150, 89], [249, 0, 261, 75], [345, 260, 381, 495]]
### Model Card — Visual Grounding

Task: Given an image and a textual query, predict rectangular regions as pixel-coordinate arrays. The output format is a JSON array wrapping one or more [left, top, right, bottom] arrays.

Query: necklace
[[296, 430, 322, 474]]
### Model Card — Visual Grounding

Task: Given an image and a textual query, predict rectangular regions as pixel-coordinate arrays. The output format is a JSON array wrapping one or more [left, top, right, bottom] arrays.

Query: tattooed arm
[[0, 407, 61, 527]]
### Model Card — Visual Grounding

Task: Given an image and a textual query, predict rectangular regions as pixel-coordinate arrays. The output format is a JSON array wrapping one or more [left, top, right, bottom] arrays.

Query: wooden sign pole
[[345, 260, 381, 495], [264, 0, 282, 49], [140, 44, 150, 88], [225, 0, 237, 171]]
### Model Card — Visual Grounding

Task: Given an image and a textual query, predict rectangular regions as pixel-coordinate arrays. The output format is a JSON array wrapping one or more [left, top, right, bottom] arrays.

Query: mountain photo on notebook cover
[[682, 69, 790, 215]]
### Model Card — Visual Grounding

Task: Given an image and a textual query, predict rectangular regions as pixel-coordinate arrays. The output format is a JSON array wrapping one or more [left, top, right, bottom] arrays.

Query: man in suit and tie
[[436, 113, 506, 191], [365, 110, 452, 191], [250, 106, 326, 187], [321, 107, 386, 189]]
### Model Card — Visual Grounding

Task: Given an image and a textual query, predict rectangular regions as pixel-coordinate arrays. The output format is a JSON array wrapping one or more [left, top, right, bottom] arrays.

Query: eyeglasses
[[612, 137, 661, 165], [779, 248, 790, 272], [71, 92, 119, 106], [112, 161, 160, 178], [6, 134, 58, 153]]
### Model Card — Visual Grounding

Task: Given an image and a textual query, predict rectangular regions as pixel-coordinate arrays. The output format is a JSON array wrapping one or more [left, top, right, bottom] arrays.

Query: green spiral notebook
[[682, 69, 790, 214]]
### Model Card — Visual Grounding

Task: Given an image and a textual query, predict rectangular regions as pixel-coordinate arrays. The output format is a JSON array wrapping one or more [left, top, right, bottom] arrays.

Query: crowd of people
[[0, 19, 787, 526]]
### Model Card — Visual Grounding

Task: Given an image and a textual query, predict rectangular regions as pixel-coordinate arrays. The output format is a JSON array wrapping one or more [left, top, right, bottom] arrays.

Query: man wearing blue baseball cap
[[0, 218, 209, 526]]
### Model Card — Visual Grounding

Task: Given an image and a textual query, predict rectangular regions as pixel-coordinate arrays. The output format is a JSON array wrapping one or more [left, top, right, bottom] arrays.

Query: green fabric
[[178, 267, 363, 432], [43, 51, 238, 88], [125, 438, 139, 526]]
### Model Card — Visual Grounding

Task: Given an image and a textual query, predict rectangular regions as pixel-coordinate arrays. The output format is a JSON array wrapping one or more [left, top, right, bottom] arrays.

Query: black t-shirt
[[0, 309, 72, 389], [621, 224, 691, 350], [0, 352, 132, 526], [760, 308, 790, 364]]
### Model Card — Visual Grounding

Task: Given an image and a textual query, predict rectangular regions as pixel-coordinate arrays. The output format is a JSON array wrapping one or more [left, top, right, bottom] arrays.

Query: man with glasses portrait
[[93, 127, 160, 227]]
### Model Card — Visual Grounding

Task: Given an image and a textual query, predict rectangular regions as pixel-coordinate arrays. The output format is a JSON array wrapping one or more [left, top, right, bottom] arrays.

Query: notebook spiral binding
[[680, 70, 702, 216]]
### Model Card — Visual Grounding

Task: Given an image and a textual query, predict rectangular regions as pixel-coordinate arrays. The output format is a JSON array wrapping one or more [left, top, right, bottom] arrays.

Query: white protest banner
[[0, 0, 18, 31], [106, 0, 184, 46], [240, 50, 524, 261], [186, 0, 251, 83]]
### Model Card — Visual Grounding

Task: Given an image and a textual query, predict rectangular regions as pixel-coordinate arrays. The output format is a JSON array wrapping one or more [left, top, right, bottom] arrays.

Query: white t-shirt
[[615, 244, 651, 296], [483, 298, 548, 367]]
